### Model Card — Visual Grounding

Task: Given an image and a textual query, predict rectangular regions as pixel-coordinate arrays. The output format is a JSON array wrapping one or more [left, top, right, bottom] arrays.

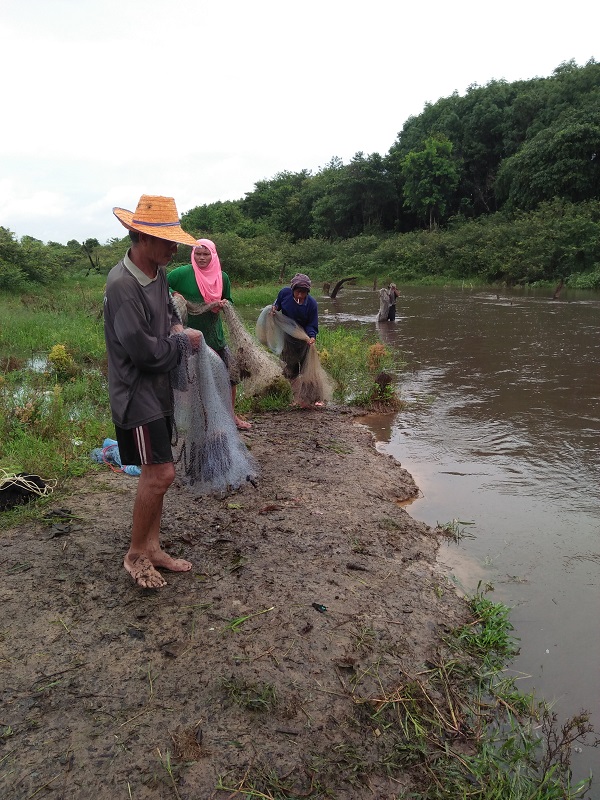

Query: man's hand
[[184, 328, 202, 351]]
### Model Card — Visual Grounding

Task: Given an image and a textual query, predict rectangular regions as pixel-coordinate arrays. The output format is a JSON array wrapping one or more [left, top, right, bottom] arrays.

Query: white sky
[[0, 0, 597, 245]]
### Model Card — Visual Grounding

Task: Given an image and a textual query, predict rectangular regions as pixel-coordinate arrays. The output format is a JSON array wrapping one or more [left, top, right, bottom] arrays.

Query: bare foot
[[149, 550, 193, 572], [291, 398, 310, 409], [124, 554, 167, 589], [235, 416, 252, 431]]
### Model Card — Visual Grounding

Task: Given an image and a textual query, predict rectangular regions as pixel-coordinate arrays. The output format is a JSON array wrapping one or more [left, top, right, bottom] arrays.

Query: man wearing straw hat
[[104, 195, 201, 589]]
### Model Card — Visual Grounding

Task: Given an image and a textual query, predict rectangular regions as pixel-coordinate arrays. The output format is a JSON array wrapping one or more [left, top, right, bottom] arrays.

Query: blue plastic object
[[89, 439, 141, 477]]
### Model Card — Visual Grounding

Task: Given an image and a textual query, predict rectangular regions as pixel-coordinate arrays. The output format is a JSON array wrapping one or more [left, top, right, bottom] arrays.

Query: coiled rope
[[0, 469, 56, 497]]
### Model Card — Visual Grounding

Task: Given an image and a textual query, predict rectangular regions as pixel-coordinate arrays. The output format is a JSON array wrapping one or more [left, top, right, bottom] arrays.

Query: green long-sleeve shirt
[[167, 263, 233, 351]]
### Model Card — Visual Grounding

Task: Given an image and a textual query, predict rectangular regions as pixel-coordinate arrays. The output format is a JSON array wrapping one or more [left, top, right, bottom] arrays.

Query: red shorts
[[114, 417, 173, 466]]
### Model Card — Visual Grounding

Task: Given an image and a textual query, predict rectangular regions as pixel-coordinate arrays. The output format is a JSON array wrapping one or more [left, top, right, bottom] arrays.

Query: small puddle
[[26, 355, 49, 373]]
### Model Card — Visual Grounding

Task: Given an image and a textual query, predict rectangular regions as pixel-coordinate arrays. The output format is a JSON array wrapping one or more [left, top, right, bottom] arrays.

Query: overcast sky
[[1, 0, 597, 245]]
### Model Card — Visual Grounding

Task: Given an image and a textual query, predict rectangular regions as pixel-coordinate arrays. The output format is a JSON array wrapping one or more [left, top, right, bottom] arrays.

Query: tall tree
[[82, 238, 100, 274], [241, 170, 314, 240], [308, 154, 398, 239], [181, 200, 258, 238], [400, 135, 460, 229]]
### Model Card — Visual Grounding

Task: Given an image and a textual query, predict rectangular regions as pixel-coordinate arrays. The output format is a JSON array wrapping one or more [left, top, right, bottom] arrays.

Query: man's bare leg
[[124, 462, 192, 588]]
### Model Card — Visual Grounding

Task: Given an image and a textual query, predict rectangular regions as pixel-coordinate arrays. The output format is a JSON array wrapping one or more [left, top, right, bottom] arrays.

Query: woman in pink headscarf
[[168, 238, 251, 430]]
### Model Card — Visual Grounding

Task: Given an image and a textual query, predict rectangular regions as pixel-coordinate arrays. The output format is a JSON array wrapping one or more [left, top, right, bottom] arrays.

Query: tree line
[[183, 59, 599, 239], [1, 60, 599, 290]]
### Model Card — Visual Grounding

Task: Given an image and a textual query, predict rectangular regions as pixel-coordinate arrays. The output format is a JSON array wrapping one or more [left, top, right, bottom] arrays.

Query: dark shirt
[[104, 251, 179, 428], [274, 287, 319, 339]]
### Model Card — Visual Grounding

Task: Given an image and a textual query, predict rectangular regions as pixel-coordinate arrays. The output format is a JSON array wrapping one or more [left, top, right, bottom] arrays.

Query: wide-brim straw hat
[[113, 195, 197, 246]]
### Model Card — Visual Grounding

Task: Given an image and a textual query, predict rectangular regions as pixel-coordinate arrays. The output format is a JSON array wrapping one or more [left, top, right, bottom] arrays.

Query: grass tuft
[[219, 676, 278, 713]]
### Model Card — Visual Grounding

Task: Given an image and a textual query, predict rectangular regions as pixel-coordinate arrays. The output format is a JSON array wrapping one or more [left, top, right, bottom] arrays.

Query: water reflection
[[356, 412, 395, 444], [324, 284, 600, 783]]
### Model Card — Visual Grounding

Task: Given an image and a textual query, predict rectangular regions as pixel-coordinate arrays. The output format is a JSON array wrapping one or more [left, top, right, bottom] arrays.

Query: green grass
[[219, 676, 278, 712], [236, 375, 292, 414], [317, 326, 403, 405], [229, 282, 282, 307], [452, 586, 519, 669], [0, 277, 111, 492], [1, 275, 404, 518], [0, 276, 106, 361]]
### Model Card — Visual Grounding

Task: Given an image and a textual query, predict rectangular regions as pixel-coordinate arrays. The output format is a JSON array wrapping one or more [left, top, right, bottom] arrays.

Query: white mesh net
[[256, 306, 334, 405], [171, 335, 258, 495], [221, 302, 284, 396], [377, 287, 391, 321]]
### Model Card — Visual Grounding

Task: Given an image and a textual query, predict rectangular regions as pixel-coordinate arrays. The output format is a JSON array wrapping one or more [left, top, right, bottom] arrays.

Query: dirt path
[[0, 408, 470, 799]]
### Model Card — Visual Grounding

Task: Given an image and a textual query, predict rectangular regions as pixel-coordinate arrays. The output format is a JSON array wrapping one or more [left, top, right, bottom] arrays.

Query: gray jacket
[[103, 252, 180, 428]]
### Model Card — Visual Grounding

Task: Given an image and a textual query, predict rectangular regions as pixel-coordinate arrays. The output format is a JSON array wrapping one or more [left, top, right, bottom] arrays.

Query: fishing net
[[0, 470, 54, 512], [175, 297, 222, 324], [171, 334, 258, 495], [220, 302, 284, 395], [256, 306, 334, 405], [172, 296, 284, 397], [377, 287, 391, 322], [171, 291, 189, 325]]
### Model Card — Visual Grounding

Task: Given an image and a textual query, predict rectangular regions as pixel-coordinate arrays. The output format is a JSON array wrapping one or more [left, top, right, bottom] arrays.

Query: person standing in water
[[387, 283, 400, 321], [378, 283, 400, 322]]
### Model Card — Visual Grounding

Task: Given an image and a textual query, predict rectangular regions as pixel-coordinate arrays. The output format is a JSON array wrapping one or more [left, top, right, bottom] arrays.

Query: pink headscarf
[[191, 238, 223, 302]]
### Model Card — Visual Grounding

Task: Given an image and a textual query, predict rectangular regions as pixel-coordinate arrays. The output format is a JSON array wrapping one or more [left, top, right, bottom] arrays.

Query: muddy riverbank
[[1, 408, 474, 798]]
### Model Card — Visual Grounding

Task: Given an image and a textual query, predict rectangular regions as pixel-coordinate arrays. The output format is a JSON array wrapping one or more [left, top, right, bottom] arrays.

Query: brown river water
[[319, 284, 600, 784]]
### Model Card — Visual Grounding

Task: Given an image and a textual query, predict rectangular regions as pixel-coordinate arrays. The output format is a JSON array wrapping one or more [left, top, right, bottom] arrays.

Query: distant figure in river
[[378, 283, 400, 322]]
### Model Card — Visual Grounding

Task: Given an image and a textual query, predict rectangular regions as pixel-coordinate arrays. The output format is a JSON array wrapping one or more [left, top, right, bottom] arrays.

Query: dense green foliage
[[0, 227, 125, 290], [400, 135, 460, 229], [389, 59, 600, 220], [182, 58, 599, 241], [2, 198, 600, 291], [184, 198, 600, 288], [2, 60, 599, 290]]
